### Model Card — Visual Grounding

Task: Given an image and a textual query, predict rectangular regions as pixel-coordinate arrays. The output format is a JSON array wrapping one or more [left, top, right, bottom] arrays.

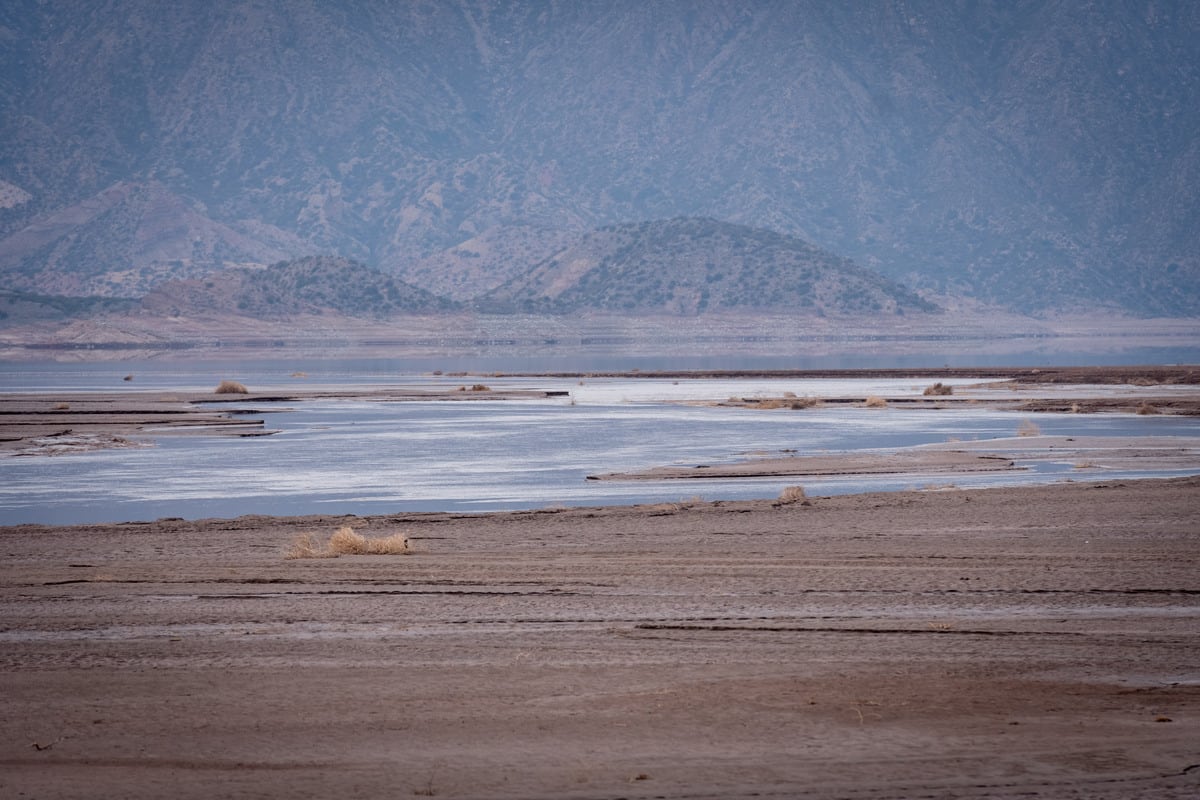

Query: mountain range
[[1, 0, 1197, 320]]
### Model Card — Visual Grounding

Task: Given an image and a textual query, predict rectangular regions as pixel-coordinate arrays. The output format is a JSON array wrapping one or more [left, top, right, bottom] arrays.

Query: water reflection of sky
[[2, 374, 1197, 525]]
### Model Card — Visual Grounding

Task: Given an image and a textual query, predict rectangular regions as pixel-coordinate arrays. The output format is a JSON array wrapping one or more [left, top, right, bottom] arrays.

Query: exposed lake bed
[[2, 475, 1197, 799], [2, 364, 1199, 798]]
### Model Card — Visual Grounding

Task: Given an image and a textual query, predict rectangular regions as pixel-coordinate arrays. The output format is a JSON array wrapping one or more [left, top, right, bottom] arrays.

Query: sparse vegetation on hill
[[141, 256, 457, 319], [0, 290, 138, 325], [480, 218, 937, 316]]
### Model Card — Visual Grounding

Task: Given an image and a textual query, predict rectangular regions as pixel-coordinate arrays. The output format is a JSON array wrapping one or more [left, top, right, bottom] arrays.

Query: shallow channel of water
[[1, 365, 1197, 525]]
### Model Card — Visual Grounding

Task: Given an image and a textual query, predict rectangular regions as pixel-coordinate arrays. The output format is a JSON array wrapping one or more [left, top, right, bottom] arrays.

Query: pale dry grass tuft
[[329, 525, 411, 555], [1017, 419, 1041, 437], [1136, 402, 1160, 415], [285, 533, 337, 560], [286, 526, 411, 559], [776, 485, 811, 506], [923, 382, 953, 396], [215, 380, 249, 394], [863, 395, 888, 408]]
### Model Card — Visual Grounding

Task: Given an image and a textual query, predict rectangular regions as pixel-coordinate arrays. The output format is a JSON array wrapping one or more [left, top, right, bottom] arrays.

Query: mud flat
[[2, 477, 1198, 799], [3, 365, 1198, 457], [0, 386, 553, 455], [590, 436, 1200, 482]]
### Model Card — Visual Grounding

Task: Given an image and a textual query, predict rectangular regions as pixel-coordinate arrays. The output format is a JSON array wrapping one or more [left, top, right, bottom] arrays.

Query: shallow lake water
[[2, 363, 1197, 525]]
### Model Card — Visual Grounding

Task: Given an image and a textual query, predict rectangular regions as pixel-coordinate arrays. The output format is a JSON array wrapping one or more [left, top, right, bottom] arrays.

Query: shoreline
[[2, 364, 1198, 458], [2, 476, 1198, 798], [4, 368, 1199, 526]]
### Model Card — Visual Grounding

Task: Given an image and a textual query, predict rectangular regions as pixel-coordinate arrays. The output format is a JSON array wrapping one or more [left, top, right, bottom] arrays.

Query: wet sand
[[0, 386, 555, 455], [591, 436, 1200, 481], [2, 477, 1198, 799], [2, 364, 1197, 456]]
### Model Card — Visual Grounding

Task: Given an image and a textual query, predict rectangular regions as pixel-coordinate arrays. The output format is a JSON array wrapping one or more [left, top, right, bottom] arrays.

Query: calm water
[[2, 361, 1197, 525]]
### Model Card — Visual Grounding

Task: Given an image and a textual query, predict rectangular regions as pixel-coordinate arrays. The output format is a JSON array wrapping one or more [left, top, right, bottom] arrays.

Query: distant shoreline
[[473, 364, 1200, 382], [3, 310, 1197, 365]]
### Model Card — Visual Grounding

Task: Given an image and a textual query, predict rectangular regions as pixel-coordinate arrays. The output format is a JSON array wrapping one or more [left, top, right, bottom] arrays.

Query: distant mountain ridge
[[1, 1, 1197, 316]]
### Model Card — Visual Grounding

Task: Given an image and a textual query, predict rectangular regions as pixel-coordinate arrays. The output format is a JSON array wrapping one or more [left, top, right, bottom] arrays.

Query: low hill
[[398, 225, 577, 302], [0, 290, 138, 325], [0, 182, 309, 298], [479, 218, 937, 316], [141, 256, 456, 319]]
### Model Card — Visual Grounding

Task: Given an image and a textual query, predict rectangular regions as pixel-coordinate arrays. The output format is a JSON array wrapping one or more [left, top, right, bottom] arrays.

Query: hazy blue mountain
[[1, 1, 1197, 315]]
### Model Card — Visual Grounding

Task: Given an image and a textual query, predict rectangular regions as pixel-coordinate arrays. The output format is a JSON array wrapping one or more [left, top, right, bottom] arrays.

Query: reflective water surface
[[2, 363, 1197, 525]]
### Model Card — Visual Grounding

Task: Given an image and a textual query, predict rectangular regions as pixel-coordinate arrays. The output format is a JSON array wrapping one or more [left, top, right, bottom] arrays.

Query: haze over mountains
[[1, 0, 1198, 324]]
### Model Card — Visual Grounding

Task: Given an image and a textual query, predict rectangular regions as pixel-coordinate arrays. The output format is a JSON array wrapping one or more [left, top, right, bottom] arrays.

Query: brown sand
[[2, 477, 1198, 799]]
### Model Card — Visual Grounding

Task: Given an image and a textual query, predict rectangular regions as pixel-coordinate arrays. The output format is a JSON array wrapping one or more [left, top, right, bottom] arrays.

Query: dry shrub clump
[[863, 395, 888, 408], [1136, 402, 1160, 415], [286, 526, 411, 559], [285, 532, 336, 559], [776, 485, 811, 506], [329, 526, 411, 555], [923, 382, 954, 396], [215, 380, 249, 394], [1016, 419, 1041, 437]]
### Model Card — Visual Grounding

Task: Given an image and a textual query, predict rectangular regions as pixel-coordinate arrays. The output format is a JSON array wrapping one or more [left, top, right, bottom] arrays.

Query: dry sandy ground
[[2, 477, 1198, 799]]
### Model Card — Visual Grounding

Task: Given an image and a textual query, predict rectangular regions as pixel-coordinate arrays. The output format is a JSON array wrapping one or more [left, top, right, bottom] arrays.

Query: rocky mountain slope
[[1, 1, 1197, 316]]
